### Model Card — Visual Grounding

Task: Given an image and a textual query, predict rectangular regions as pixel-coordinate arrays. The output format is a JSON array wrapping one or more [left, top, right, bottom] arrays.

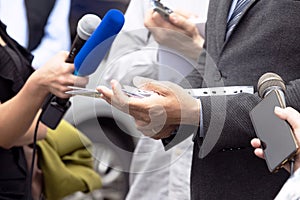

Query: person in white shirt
[[251, 106, 300, 200], [96, 0, 209, 199], [0, 0, 71, 69]]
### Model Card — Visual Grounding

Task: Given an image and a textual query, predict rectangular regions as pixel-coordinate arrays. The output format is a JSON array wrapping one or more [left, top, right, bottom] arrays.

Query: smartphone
[[66, 85, 153, 98], [249, 90, 298, 172], [151, 0, 173, 21]]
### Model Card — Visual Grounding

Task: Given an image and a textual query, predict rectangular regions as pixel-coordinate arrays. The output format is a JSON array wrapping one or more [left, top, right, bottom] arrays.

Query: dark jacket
[[187, 0, 300, 199], [0, 21, 34, 200]]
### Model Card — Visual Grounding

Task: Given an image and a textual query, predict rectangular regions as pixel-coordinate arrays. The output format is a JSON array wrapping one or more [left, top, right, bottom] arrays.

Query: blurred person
[[1, 1, 103, 200], [97, 0, 300, 199], [0, 0, 71, 69], [100, 0, 208, 86], [0, 19, 87, 199], [96, 0, 208, 199], [251, 106, 300, 199]]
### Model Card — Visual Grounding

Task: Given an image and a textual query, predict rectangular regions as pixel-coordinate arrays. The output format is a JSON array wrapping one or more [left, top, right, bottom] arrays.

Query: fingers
[[96, 85, 114, 103], [275, 107, 300, 160], [111, 80, 129, 100], [169, 13, 197, 37], [145, 9, 188, 34], [34, 51, 89, 98], [59, 50, 69, 58], [97, 80, 127, 102], [251, 138, 265, 159], [274, 106, 300, 132], [144, 9, 169, 28], [254, 148, 265, 159], [251, 138, 261, 148], [97, 80, 133, 114]]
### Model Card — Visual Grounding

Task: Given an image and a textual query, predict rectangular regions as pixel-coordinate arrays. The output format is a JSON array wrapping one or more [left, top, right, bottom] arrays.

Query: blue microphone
[[41, 10, 125, 129], [74, 9, 125, 76]]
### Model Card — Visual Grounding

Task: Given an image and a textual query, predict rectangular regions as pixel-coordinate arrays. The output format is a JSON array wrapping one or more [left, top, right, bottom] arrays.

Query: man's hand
[[97, 77, 200, 139], [251, 107, 300, 173], [144, 9, 204, 61]]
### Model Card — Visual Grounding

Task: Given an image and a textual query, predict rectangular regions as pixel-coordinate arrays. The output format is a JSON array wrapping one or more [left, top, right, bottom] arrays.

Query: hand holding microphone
[[39, 13, 101, 129], [32, 51, 89, 99], [251, 106, 300, 173], [41, 9, 125, 129], [66, 14, 102, 63], [250, 72, 298, 173], [54, 14, 102, 106]]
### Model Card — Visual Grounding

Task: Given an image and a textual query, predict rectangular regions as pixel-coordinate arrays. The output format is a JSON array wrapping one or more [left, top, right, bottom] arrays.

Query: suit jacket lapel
[[215, 0, 232, 52]]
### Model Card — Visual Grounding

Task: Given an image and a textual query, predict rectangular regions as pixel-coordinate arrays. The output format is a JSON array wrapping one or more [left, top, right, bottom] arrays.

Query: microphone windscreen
[[257, 72, 286, 98], [77, 14, 101, 40], [74, 9, 125, 76]]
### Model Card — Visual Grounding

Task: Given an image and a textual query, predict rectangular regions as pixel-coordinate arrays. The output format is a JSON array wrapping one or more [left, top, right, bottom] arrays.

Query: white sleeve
[[97, 0, 159, 87], [275, 168, 300, 200], [31, 0, 71, 69]]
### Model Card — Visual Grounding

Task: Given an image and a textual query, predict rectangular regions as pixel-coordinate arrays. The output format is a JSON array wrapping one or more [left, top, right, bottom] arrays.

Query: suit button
[[214, 71, 222, 81]]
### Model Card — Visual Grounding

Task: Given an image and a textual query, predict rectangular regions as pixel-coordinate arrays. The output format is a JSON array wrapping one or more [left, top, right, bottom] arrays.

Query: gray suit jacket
[[187, 0, 300, 199]]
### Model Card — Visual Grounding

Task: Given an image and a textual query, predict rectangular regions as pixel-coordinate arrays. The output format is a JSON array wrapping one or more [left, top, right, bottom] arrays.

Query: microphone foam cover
[[74, 9, 125, 76], [257, 72, 286, 98]]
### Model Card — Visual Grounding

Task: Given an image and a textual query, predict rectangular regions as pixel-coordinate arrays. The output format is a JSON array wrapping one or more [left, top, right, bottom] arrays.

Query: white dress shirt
[[275, 168, 300, 200], [0, 0, 71, 69], [97, 0, 209, 199]]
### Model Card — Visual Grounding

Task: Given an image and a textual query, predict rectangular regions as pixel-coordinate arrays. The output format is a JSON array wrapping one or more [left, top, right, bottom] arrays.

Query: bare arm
[[13, 110, 47, 146], [0, 51, 88, 149]]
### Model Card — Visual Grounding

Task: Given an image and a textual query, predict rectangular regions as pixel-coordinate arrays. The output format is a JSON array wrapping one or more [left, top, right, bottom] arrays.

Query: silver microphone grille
[[77, 14, 101, 40]]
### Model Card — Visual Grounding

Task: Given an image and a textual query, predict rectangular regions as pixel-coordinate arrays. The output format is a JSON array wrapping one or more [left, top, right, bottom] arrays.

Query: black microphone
[[257, 72, 286, 106], [40, 14, 101, 129], [66, 14, 101, 63], [56, 14, 101, 106], [41, 10, 125, 129]]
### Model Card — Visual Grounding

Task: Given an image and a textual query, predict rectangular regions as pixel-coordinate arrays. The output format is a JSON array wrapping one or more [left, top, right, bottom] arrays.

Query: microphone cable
[[289, 157, 296, 177], [26, 112, 42, 200]]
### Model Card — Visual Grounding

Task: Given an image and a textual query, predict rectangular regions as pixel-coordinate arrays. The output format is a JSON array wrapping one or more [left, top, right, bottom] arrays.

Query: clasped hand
[[97, 77, 200, 139]]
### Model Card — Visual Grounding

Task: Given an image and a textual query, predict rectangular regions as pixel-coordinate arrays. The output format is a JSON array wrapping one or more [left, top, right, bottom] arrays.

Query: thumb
[[274, 107, 300, 131]]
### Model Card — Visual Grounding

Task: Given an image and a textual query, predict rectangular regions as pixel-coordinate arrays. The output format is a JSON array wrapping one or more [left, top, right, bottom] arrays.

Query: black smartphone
[[249, 90, 298, 172], [151, 0, 173, 21]]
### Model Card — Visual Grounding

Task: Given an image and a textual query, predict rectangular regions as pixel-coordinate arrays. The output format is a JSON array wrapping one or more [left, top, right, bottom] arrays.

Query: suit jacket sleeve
[[198, 78, 300, 158]]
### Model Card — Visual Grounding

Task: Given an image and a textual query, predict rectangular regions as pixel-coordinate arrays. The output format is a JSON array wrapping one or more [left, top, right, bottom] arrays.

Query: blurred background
[[69, 0, 131, 41], [65, 1, 136, 200]]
